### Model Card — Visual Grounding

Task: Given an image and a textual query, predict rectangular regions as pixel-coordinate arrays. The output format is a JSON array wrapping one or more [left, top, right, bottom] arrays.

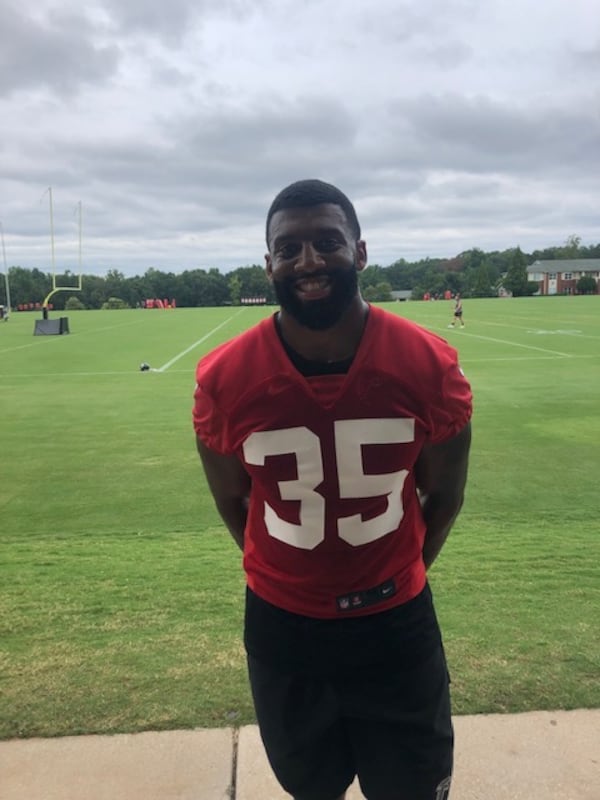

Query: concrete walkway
[[0, 710, 598, 799]]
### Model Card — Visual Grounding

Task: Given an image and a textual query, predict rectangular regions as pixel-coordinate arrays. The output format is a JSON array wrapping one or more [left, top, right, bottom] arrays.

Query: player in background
[[193, 179, 472, 800], [449, 293, 465, 328]]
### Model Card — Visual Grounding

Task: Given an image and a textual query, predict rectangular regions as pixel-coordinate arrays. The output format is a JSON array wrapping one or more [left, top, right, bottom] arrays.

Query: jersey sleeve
[[427, 356, 472, 444], [192, 318, 278, 455], [192, 368, 232, 455]]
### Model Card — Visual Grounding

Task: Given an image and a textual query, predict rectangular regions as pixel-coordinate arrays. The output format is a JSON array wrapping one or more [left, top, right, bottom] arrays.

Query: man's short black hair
[[265, 179, 361, 246]]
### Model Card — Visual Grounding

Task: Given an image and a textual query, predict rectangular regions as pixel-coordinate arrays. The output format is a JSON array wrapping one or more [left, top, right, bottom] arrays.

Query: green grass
[[1, 298, 599, 738]]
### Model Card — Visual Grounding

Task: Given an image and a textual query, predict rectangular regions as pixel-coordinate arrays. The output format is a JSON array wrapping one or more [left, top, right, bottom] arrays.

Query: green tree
[[230, 265, 273, 303], [101, 296, 130, 310], [559, 235, 581, 259], [175, 269, 207, 306], [470, 260, 494, 297], [104, 269, 126, 298], [363, 281, 392, 302], [242, 265, 271, 299], [576, 275, 597, 295], [65, 296, 86, 310], [385, 259, 425, 291], [6, 266, 51, 306], [80, 275, 108, 309], [503, 248, 530, 297], [358, 265, 385, 291], [202, 269, 231, 306], [228, 275, 242, 305], [141, 268, 177, 303]]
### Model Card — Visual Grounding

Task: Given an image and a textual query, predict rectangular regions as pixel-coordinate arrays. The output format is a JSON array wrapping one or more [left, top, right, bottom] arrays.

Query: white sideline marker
[[155, 311, 245, 373], [437, 327, 573, 358]]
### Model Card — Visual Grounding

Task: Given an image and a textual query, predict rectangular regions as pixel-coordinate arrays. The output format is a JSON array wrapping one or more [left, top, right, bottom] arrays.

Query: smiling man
[[267, 199, 365, 335], [193, 179, 472, 800]]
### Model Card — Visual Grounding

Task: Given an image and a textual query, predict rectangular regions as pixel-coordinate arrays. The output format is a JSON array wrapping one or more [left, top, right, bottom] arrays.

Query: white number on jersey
[[243, 418, 415, 550]]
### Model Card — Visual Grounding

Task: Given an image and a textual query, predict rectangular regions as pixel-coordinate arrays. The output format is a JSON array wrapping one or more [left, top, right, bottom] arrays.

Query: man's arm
[[196, 437, 251, 551], [414, 422, 471, 569]]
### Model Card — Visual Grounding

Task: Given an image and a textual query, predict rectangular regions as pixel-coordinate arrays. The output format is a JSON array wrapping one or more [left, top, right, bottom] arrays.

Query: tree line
[[2, 236, 598, 310]]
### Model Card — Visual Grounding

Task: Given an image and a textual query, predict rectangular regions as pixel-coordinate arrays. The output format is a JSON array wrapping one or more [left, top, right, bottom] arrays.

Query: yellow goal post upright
[[42, 188, 83, 314]]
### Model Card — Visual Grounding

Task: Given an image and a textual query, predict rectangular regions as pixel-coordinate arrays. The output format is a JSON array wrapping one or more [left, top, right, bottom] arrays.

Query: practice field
[[1, 297, 599, 739]]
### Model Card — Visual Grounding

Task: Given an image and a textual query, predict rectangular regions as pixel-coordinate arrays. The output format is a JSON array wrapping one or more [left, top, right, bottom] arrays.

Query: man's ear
[[356, 240, 368, 272], [265, 253, 273, 282]]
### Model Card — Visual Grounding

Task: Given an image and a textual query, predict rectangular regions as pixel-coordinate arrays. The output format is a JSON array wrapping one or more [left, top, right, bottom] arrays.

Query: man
[[193, 179, 472, 800], [449, 294, 465, 328]]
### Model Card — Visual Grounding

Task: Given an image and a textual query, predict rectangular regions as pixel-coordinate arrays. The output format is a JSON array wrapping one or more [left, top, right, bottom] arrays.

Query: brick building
[[527, 259, 600, 295]]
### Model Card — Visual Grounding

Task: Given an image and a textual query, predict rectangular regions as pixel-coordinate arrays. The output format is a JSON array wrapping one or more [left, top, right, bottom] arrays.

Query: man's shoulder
[[195, 314, 297, 408], [197, 316, 274, 375], [370, 305, 454, 354], [365, 306, 464, 397]]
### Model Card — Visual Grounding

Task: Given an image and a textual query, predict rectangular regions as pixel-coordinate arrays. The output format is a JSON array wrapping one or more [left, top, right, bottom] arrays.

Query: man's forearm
[[195, 437, 251, 552], [420, 490, 465, 569], [415, 423, 471, 569], [214, 496, 248, 551]]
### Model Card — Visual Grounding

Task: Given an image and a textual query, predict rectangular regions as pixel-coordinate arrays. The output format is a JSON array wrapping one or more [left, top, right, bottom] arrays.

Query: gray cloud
[[373, 93, 600, 178], [569, 41, 600, 70], [100, 0, 265, 43], [0, 2, 120, 96]]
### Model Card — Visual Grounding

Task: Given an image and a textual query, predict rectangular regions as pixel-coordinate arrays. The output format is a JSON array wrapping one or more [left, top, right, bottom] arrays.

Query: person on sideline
[[449, 293, 465, 328], [193, 179, 472, 800]]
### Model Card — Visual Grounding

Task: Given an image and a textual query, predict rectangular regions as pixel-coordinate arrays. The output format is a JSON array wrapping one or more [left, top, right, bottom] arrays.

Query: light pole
[[0, 221, 12, 318]]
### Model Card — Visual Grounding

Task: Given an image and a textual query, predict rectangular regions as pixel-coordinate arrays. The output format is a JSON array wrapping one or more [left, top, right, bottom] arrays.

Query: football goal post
[[41, 189, 83, 313]]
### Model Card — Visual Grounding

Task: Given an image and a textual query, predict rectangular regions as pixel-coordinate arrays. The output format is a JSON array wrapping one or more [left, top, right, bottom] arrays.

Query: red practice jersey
[[193, 305, 472, 618]]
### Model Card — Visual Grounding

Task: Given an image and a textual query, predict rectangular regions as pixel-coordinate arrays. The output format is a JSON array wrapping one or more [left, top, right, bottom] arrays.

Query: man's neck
[[277, 296, 369, 363]]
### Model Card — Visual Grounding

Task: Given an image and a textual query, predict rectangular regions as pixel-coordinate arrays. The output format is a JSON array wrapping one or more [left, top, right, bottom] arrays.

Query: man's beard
[[272, 267, 359, 331]]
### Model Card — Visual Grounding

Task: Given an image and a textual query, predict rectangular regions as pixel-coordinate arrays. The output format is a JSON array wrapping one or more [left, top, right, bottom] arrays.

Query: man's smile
[[294, 273, 332, 299]]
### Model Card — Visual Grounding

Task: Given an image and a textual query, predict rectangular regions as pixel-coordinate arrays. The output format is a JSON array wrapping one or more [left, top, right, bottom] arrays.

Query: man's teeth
[[297, 276, 329, 291]]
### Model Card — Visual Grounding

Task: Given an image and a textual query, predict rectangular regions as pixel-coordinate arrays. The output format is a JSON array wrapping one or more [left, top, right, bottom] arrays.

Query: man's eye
[[315, 239, 339, 253], [277, 243, 300, 259]]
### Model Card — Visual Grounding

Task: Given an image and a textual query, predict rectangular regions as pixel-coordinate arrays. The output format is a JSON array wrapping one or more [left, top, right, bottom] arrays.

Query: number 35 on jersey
[[243, 418, 415, 550]]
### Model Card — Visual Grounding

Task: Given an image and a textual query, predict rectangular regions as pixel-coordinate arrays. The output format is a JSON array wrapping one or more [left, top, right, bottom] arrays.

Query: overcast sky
[[1, 0, 599, 277]]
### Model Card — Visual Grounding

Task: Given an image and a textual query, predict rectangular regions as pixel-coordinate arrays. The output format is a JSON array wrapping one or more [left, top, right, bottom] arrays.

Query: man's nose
[[294, 243, 325, 271]]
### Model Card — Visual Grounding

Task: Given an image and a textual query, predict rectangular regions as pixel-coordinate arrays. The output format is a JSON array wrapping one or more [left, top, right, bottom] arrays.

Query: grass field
[[1, 296, 599, 739]]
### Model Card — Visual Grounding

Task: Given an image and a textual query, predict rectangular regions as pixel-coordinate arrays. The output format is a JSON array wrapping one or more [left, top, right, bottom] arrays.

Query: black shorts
[[245, 586, 453, 800]]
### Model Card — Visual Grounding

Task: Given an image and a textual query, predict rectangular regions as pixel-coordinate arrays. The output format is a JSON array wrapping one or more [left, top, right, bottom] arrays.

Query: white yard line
[[3, 370, 139, 378], [462, 354, 599, 363], [155, 310, 245, 373], [472, 320, 600, 340], [436, 327, 574, 357], [4, 349, 597, 379]]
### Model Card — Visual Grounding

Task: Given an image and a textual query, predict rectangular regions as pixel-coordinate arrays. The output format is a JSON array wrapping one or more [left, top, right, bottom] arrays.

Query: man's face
[[265, 204, 367, 331]]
